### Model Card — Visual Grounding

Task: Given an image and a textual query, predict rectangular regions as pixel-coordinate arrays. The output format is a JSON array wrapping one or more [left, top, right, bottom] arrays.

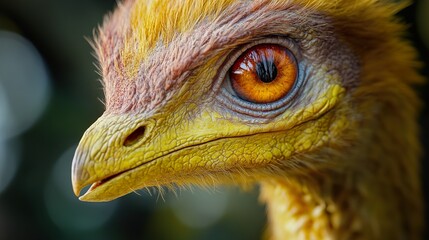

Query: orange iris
[[229, 44, 297, 103]]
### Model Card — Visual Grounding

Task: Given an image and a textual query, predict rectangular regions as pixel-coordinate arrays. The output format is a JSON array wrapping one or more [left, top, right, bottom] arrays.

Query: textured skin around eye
[[229, 44, 297, 104]]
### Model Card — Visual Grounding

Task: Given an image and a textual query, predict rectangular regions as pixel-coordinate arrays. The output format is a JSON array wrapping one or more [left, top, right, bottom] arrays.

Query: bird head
[[72, 0, 421, 201]]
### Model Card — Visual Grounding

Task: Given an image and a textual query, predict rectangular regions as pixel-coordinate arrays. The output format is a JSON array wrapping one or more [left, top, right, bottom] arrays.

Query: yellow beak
[[72, 85, 345, 202]]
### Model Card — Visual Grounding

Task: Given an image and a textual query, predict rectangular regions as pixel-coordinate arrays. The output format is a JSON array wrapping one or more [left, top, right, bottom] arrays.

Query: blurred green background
[[0, 1, 428, 240]]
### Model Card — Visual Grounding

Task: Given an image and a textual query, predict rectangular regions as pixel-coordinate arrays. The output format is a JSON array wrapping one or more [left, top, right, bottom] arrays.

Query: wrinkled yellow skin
[[72, 0, 424, 239], [75, 60, 346, 201]]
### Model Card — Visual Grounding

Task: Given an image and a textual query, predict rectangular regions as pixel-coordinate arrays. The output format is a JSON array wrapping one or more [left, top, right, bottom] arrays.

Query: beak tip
[[71, 178, 83, 197], [71, 147, 90, 198]]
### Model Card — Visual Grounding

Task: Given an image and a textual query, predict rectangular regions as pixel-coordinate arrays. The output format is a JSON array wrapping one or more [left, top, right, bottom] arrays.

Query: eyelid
[[214, 36, 304, 119]]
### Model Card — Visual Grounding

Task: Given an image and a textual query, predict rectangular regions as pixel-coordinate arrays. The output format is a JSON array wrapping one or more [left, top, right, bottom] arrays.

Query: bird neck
[[259, 105, 423, 240], [260, 171, 421, 240]]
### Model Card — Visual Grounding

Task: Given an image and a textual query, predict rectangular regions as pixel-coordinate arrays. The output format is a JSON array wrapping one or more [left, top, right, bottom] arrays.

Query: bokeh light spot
[[0, 139, 20, 194], [168, 188, 229, 229], [44, 146, 118, 233], [0, 30, 51, 139]]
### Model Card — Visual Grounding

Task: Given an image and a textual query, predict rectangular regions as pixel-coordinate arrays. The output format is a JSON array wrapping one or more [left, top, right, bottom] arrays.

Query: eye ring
[[214, 37, 304, 118]]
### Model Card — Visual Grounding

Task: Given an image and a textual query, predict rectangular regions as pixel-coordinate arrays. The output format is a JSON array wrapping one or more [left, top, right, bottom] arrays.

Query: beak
[[71, 144, 90, 197], [71, 114, 149, 201]]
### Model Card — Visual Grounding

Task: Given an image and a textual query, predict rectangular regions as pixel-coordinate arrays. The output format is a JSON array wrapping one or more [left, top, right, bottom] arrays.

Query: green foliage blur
[[0, 1, 428, 240]]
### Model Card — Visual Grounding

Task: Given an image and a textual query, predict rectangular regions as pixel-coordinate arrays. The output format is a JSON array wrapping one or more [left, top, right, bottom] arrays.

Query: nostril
[[123, 126, 146, 147]]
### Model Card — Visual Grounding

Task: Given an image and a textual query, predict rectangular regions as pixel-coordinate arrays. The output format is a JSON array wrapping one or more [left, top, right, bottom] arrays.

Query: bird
[[71, 0, 424, 239]]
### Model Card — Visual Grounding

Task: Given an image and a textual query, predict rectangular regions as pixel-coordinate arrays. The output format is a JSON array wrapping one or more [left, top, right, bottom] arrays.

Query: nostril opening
[[124, 126, 146, 147]]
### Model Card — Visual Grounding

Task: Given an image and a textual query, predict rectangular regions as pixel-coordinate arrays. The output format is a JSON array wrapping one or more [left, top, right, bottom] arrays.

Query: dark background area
[[0, 1, 428, 239]]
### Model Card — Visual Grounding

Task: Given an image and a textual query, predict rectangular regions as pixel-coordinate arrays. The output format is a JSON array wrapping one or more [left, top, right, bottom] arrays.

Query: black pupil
[[256, 60, 277, 83]]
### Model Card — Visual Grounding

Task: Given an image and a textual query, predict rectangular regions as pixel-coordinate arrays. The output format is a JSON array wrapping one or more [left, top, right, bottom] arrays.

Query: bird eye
[[215, 38, 303, 119], [229, 44, 297, 104]]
